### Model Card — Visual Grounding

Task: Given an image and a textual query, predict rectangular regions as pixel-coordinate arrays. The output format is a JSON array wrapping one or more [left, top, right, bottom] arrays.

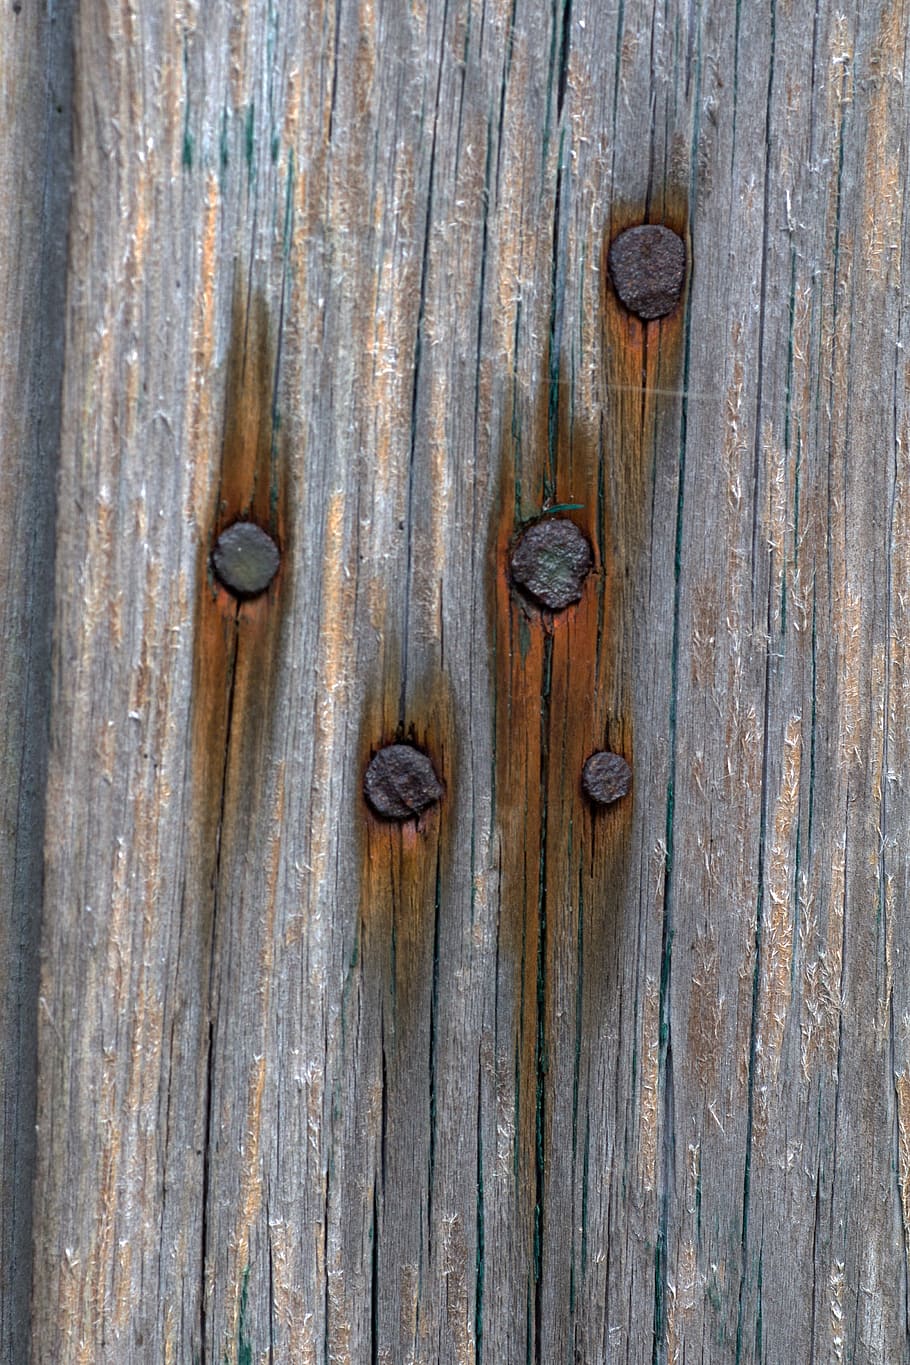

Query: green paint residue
[[754, 1245, 763, 1358], [659, 926, 674, 1048], [220, 108, 230, 180], [245, 102, 256, 173], [237, 1265, 253, 1365], [652, 1231, 665, 1365], [475, 1103, 485, 1363], [217, 1265, 253, 1364], [182, 35, 193, 170]]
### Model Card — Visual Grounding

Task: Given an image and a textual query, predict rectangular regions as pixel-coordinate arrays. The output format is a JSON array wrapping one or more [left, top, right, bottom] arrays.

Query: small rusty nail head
[[582, 750, 632, 806], [510, 518, 593, 611], [364, 743, 443, 822], [212, 522, 280, 599], [608, 225, 686, 321]]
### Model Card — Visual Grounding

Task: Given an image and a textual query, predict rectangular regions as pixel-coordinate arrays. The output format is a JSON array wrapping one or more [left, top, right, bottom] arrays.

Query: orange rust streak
[[600, 209, 689, 1180], [217, 287, 282, 539], [188, 584, 238, 908], [351, 654, 458, 1358], [181, 278, 290, 1358], [187, 283, 288, 871], [486, 197, 689, 1347], [356, 674, 455, 993]]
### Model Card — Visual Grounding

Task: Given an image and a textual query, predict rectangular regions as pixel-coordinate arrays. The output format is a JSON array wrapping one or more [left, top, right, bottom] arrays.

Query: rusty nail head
[[582, 750, 632, 806], [608, 225, 686, 321], [212, 522, 280, 599], [364, 744, 443, 821], [510, 518, 593, 611]]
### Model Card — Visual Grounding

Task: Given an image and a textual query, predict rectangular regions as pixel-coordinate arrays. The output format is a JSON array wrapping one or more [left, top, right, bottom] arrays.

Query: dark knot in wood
[[510, 518, 593, 611], [608, 225, 686, 321], [582, 750, 632, 806], [364, 744, 443, 821], [212, 522, 280, 599]]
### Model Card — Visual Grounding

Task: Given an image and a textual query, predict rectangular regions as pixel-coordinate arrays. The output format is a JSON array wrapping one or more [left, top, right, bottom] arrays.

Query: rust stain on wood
[[483, 188, 689, 1346], [188, 280, 289, 907], [488, 382, 609, 1322], [351, 651, 458, 1358], [490, 382, 621, 963], [182, 278, 289, 1357], [356, 666, 455, 1012], [601, 197, 689, 1181]]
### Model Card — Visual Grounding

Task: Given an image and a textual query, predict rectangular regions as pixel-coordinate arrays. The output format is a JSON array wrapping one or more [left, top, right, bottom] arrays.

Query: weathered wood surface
[[0, 2, 71, 1360], [16, 0, 910, 1360]]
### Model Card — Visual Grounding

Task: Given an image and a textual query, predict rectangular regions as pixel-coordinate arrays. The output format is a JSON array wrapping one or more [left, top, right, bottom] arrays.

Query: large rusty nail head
[[212, 522, 281, 599], [608, 225, 686, 321], [582, 750, 632, 806], [510, 518, 593, 611], [364, 744, 443, 822]]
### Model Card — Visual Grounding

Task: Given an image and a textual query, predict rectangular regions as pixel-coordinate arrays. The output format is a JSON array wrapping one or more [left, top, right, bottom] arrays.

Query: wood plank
[[0, 2, 71, 1358], [29, 0, 910, 1360]]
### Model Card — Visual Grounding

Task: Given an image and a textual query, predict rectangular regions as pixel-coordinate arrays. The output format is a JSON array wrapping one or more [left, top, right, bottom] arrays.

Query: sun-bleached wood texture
[[23, 0, 910, 1360], [0, 3, 71, 1360]]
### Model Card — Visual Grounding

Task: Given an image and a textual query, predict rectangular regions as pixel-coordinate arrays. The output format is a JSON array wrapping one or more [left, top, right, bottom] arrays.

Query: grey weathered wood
[[24, 0, 910, 1361], [0, 3, 71, 1360]]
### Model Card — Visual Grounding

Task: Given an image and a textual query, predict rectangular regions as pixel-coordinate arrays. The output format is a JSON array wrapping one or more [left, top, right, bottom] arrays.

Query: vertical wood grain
[[24, 0, 910, 1361], [0, 2, 71, 1359]]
